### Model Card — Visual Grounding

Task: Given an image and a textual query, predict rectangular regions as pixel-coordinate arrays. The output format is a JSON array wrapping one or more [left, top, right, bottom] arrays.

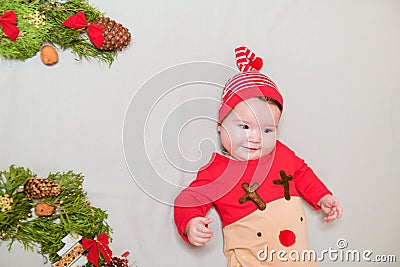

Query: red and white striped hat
[[218, 46, 283, 122]]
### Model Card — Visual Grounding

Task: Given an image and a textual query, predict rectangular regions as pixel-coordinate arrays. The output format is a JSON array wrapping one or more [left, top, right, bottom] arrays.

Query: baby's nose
[[248, 129, 261, 142], [279, 229, 296, 247]]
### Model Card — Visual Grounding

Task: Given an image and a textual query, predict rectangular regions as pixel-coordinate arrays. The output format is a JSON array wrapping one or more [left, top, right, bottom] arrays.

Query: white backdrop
[[1, 0, 399, 266]]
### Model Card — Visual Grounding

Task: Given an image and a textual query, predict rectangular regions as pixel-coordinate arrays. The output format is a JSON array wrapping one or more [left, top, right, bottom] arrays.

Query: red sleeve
[[293, 154, 332, 210], [174, 169, 215, 242]]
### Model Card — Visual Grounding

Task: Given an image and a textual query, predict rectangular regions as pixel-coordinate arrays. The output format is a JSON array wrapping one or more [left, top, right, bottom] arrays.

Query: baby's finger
[[326, 200, 336, 208], [190, 236, 212, 246], [198, 217, 214, 225], [198, 226, 213, 235], [195, 231, 213, 239], [324, 211, 338, 222], [190, 240, 206, 246]]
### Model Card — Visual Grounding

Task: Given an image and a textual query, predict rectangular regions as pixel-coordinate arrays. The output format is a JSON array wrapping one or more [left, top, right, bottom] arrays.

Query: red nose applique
[[279, 229, 296, 247]]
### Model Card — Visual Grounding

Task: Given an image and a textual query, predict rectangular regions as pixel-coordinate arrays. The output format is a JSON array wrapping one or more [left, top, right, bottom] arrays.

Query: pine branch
[[0, 165, 113, 266], [0, 0, 123, 65]]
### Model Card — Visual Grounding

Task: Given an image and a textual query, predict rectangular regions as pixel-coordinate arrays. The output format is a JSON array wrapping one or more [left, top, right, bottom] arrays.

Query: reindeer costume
[[174, 46, 332, 266]]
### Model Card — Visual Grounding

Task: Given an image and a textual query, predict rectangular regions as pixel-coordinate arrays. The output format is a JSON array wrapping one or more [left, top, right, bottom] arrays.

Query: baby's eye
[[239, 124, 249, 129], [264, 128, 274, 133]]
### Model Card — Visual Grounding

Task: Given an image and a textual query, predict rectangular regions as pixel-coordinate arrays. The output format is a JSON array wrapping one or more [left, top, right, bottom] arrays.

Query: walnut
[[40, 45, 58, 65], [34, 202, 55, 217]]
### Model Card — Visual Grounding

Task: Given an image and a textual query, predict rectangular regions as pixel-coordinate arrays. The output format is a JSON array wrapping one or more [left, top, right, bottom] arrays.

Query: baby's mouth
[[243, 146, 260, 151]]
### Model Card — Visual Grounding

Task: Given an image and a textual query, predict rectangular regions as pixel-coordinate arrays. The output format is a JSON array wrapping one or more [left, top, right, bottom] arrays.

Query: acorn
[[40, 45, 58, 65]]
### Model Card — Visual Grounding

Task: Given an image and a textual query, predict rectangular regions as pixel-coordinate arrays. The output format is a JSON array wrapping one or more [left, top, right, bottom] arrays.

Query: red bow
[[82, 232, 112, 267], [63, 11, 104, 48], [0, 10, 19, 41]]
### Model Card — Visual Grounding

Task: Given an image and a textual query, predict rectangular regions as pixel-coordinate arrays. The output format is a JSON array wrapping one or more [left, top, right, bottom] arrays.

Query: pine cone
[[92, 17, 131, 51], [24, 177, 61, 200]]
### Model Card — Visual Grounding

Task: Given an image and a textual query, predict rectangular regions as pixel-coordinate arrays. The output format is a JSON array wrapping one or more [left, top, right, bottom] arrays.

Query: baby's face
[[218, 98, 281, 161]]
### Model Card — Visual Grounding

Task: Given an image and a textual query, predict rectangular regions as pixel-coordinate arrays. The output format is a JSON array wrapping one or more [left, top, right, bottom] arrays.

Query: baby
[[174, 46, 342, 266]]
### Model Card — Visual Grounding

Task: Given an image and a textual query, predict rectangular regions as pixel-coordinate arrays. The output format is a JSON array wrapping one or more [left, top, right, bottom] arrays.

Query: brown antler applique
[[273, 170, 293, 200], [239, 182, 266, 211]]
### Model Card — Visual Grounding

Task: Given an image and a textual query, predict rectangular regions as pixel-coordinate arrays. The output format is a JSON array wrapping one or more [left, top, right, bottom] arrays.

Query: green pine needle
[[0, 165, 112, 266], [0, 0, 122, 65]]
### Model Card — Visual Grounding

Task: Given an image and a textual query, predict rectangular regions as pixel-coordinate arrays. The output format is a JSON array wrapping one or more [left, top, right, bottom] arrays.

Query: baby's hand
[[185, 217, 214, 246], [318, 195, 343, 223]]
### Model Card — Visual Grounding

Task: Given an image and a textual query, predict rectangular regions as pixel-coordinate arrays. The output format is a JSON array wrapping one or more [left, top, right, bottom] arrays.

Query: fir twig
[[0, 165, 113, 266], [0, 0, 122, 65]]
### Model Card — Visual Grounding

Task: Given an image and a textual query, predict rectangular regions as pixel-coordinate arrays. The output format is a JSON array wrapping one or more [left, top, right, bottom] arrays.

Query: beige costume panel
[[223, 197, 318, 267]]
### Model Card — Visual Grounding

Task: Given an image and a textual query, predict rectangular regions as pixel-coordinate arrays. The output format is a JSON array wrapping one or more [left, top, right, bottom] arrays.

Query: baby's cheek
[[261, 135, 276, 155], [220, 131, 234, 153], [222, 128, 241, 145]]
